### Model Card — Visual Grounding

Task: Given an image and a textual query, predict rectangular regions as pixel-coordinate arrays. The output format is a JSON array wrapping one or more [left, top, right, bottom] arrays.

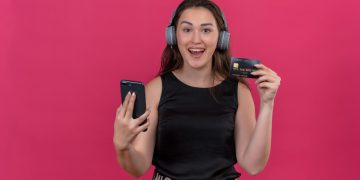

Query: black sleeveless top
[[152, 72, 241, 180]]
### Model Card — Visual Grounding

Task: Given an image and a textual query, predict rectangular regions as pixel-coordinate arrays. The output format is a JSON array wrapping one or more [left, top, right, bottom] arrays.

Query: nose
[[191, 30, 201, 44]]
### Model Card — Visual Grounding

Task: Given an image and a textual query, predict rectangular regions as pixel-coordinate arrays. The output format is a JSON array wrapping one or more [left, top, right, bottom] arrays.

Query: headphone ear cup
[[166, 26, 176, 46], [217, 31, 230, 50]]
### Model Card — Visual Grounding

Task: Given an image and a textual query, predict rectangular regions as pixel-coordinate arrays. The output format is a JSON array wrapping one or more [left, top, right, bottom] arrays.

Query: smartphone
[[229, 57, 261, 78], [120, 80, 146, 119]]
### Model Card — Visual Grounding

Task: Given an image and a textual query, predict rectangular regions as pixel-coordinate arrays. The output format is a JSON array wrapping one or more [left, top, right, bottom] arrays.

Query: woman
[[113, 0, 281, 179]]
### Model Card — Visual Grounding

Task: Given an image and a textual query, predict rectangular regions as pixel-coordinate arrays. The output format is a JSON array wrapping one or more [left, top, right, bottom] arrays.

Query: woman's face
[[176, 7, 219, 70]]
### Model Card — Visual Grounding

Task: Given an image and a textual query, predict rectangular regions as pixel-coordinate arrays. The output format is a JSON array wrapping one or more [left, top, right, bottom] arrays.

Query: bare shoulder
[[146, 76, 162, 89], [236, 81, 255, 111], [145, 76, 162, 107], [237, 81, 251, 98]]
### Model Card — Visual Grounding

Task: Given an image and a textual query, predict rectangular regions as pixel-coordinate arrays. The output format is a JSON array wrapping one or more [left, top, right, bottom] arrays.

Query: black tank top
[[152, 72, 241, 180]]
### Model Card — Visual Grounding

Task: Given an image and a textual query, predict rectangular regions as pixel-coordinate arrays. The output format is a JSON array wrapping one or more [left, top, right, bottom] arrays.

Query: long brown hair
[[159, 0, 248, 90]]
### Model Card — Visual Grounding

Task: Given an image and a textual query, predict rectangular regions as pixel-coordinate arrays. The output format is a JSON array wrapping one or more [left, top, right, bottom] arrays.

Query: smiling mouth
[[188, 48, 205, 56]]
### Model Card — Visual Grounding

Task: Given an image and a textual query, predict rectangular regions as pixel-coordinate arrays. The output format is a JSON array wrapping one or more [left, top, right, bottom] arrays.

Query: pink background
[[1, 0, 360, 179]]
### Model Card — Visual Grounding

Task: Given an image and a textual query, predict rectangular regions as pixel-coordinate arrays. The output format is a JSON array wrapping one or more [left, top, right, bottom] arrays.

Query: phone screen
[[120, 80, 146, 119]]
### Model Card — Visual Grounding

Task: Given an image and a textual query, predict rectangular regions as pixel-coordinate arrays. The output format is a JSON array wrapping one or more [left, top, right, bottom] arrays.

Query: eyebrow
[[180, 21, 214, 27]]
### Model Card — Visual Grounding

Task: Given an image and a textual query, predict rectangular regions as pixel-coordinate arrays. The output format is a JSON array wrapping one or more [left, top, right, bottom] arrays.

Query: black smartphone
[[120, 80, 146, 119], [230, 57, 261, 78]]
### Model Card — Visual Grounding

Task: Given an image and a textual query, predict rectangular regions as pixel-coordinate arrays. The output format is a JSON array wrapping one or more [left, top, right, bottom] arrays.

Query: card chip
[[233, 63, 239, 71]]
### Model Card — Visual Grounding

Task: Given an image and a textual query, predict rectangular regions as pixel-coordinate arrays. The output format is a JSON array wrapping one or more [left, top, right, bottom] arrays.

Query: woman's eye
[[183, 28, 191, 32], [203, 28, 212, 33]]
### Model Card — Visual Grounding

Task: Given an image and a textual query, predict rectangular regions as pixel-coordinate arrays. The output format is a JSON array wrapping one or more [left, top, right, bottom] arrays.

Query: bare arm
[[113, 77, 162, 177], [234, 64, 281, 175]]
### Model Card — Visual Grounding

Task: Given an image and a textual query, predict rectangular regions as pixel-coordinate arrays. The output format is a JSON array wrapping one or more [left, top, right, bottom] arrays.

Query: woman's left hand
[[251, 64, 281, 104]]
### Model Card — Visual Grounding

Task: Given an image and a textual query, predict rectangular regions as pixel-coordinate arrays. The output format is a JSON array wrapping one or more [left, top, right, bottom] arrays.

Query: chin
[[185, 58, 210, 70], [183, 55, 212, 70]]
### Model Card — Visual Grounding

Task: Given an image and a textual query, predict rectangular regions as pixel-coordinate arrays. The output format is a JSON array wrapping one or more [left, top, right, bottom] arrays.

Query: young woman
[[113, 0, 281, 179]]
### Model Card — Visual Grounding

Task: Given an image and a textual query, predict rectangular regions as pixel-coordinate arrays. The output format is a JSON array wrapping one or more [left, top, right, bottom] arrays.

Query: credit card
[[230, 57, 260, 78]]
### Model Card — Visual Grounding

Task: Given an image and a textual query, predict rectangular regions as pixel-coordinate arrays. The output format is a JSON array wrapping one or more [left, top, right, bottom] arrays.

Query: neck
[[174, 63, 219, 88]]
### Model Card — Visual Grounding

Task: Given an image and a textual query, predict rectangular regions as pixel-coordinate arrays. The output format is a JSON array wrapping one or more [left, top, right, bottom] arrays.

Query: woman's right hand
[[113, 92, 150, 152]]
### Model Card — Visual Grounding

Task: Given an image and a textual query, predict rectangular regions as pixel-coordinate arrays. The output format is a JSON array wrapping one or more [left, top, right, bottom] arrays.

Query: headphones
[[165, 8, 230, 50]]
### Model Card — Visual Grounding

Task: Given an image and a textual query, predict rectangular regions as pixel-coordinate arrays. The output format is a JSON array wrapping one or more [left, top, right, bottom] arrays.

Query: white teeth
[[189, 48, 205, 52]]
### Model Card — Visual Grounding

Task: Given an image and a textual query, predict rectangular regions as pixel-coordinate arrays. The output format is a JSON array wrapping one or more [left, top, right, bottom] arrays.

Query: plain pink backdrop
[[1, 0, 360, 179]]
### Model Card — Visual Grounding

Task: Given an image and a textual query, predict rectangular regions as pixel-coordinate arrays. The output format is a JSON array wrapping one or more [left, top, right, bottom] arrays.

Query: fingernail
[[132, 92, 136, 96]]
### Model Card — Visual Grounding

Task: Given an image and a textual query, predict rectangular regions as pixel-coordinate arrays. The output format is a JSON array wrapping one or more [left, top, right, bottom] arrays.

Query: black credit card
[[229, 57, 261, 78]]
